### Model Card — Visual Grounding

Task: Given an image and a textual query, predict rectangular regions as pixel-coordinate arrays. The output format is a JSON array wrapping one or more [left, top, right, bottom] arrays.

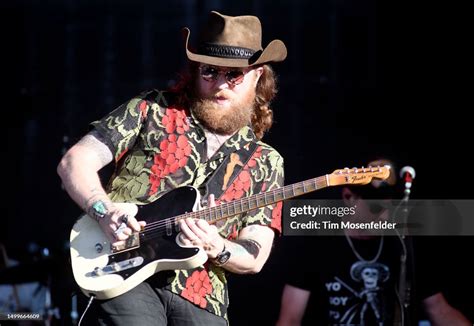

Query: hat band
[[198, 43, 256, 59]]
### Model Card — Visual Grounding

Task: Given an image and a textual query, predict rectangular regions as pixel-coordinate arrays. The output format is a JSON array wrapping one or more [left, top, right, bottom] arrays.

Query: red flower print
[[220, 170, 252, 202], [138, 100, 148, 121], [181, 270, 213, 308], [271, 201, 283, 232], [161, 107, 190, 134], [149, 133, 192, 194], [247, 146, 262, 168], [148, 108, 192, 195]]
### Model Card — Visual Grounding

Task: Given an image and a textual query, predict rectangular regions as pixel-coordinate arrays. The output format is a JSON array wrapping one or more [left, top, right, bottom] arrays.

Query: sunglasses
[[199, 65, 248, 86]]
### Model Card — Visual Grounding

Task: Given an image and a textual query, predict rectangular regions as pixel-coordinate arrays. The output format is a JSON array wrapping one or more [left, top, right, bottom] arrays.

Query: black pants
[[97, 281, 227, 326]]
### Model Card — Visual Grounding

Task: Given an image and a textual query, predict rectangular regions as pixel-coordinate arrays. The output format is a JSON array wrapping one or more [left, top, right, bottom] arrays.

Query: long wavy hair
[[171, 63, 278, 140]]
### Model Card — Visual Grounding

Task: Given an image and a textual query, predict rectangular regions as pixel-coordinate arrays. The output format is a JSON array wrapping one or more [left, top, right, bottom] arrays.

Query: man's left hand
[[178, 194, 225, 259]]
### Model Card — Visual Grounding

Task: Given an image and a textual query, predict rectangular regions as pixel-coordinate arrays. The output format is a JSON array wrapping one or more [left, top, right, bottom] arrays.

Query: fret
[[226, 203, 232, 218], [200, 209, 206, 222], [220, 204, 225, 220], [295, 183, 302, 196], [194, 172, 366, 222], [199, 211, 206, 222], [248, 198, 255, 210], [274, 189, 281, 202], [249, 200, 253, 210]]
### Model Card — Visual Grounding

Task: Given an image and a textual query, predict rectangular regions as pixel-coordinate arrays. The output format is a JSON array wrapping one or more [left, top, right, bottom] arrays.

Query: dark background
[[3, 0, 472, 324]]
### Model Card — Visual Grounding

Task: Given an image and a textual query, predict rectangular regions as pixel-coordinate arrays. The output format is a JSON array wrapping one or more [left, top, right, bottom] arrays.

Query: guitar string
[[134, 181, 316, 239], [136, 191, 282, 240], [139, 188, 313, 241], [135, 190, 275, 234], [133, 176, 347, 241], [139, 167, 385, 232], [138, 177, 326, 232], [138, 192, 274, 238], [127, 170, 384, 240]]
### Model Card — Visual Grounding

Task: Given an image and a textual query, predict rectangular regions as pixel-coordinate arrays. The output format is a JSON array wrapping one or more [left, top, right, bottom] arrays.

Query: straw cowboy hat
[[184, 11, 287, 67]]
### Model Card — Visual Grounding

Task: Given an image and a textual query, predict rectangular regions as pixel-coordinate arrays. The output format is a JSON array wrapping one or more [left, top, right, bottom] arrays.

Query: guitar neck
[[179, 175, 329, 224]]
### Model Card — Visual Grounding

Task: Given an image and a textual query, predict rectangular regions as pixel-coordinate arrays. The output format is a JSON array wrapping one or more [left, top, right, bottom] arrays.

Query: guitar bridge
[[88, 256, 144, 277], [111, 232, 140, 253]]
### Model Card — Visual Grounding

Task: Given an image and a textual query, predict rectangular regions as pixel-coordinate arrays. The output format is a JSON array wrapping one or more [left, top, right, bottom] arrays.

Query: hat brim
[[183, 28, 287, 68]]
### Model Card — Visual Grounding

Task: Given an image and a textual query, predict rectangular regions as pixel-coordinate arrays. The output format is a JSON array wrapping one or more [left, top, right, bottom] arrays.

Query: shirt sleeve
[[90, 91, 153, 162]]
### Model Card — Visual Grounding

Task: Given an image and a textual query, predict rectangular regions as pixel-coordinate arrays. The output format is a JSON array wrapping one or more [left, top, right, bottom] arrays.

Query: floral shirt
[[91, 89, 284, 321]]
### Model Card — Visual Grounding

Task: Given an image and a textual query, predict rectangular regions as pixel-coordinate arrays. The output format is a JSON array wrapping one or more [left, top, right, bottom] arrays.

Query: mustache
[[209, 91, 233, 100]]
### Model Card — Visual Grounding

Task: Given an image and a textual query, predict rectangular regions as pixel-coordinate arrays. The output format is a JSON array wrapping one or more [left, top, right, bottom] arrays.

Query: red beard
[[192, 89, 255, 135]]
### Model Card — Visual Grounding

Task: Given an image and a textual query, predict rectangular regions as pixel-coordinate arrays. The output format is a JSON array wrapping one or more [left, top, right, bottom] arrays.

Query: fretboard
[[176, 175, 329, 224]]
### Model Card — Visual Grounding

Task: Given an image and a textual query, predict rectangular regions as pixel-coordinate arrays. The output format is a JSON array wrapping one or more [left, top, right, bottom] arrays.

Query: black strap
[[201, 141, 258, 201]]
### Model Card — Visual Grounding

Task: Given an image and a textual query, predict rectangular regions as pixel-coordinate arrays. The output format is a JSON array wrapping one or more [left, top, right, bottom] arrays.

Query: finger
[[123, 215, 142, 232], [111, 239, 126, 248], [108, 211, 123, 225], [114, 232, 129, 241], [196, 219, 212, 234], [185, 218, 207, 239], [113, 223, 130, 240], [122, 227, 132, 236], [109, 222, 118, 231], [177, 232, 192, 246], [178, 219, 197, 240], [208, 194, 216, 207]]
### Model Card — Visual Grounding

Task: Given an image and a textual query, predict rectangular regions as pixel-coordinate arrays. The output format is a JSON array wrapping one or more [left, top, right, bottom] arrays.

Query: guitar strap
[[199, 141, 258, 201]]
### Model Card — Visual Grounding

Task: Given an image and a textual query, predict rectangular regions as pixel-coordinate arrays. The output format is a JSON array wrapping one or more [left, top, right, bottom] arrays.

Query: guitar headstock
[[328, 165, 391, 186]]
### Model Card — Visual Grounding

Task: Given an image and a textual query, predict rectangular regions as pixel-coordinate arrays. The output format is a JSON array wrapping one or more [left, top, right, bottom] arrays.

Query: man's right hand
[[96, 203, 146, 246]]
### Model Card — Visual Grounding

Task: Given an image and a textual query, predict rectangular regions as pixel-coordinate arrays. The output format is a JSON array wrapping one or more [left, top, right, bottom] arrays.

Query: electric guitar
[[70, 165, 390, 299]]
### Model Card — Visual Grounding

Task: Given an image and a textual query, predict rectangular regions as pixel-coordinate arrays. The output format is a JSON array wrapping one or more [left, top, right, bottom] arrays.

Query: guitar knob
[[95, 243, 103, 253]]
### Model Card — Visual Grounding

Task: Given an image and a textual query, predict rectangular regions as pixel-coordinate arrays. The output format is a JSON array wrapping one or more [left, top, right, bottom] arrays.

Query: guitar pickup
[[111, 232, 140, 253], [88, 256, 144, 277]]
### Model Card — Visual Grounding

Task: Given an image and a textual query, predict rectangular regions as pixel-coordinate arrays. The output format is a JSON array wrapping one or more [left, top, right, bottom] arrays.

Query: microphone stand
[[395, 182, 415, 325]]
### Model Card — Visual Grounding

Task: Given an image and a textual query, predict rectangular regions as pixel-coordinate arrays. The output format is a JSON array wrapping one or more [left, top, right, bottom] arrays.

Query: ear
[[342, 187, 359, 206], [253, 66, 264, 86]]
